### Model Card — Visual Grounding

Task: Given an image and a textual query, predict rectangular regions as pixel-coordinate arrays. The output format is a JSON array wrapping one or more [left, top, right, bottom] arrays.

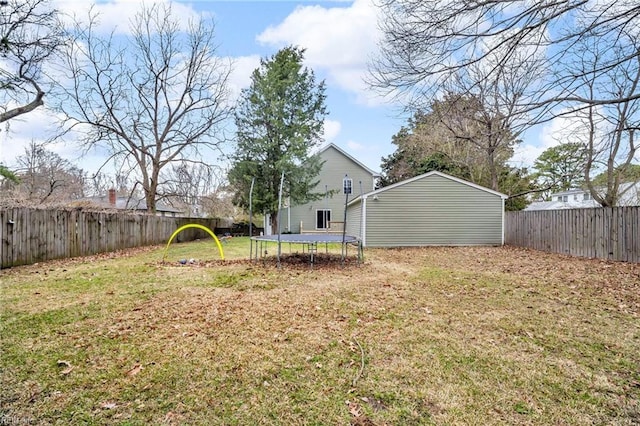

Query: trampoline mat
[[252, 233, 359, 244]]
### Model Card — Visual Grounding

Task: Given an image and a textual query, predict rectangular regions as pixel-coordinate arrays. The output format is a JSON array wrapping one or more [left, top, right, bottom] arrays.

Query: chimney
[[108, 189, 116, 206]]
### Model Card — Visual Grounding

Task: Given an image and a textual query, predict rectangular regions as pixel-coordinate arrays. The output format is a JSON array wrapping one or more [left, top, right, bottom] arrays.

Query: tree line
[[1, 0, 638, 222], [370, 0, 639, 208], [0, 1, 327, 229]]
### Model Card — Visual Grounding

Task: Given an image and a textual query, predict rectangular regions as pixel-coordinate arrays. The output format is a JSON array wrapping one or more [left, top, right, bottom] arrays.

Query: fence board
[[506, 206, 639, 263], [0, 208, 230, 269]]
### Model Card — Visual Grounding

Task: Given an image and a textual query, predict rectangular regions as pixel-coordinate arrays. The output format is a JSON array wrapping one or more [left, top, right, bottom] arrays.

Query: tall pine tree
[[229, 47, 327, 232]]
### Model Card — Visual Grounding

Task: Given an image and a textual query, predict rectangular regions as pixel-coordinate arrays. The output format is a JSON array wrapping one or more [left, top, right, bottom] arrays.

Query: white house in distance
[[526, 182, 640, 211], [279, 143, 379, 234]]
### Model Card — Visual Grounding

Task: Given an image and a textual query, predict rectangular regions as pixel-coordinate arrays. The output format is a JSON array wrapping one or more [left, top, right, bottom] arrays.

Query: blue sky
[[1, 0, 553, 176]]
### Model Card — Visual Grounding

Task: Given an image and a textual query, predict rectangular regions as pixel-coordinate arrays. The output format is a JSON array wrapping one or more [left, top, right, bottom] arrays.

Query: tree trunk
[[146, 177, 158, 213], [487, 147, 498, 191], [270, 213, 279, 235]]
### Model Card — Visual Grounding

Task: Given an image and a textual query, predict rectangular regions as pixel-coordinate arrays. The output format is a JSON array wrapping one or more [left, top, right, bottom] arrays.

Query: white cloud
[[342, 140, 381, 173], [1, 108, 57, 165], [323, 119, 341, 143], [256, 0, 384, 106], [55, 0, 205, 35], [347, 140, 364, 151], [0, 106, 107, 174], [510, 111, 591, 168], [227, 55, 261, 101]]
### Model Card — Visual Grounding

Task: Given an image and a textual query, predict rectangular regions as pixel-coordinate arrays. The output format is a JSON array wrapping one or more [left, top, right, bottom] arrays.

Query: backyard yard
[[1, 238, 639, 425]]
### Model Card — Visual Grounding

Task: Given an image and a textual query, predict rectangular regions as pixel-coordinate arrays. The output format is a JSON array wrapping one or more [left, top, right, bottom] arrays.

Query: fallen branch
[[352, 336, 365, 387]]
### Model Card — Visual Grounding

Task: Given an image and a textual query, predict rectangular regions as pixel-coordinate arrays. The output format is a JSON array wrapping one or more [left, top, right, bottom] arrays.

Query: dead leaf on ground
[[57, 360, 74, 375], [347, 400, 363, 417], [163, 411, 184, 424], [125, 364, 142, 377], [100, 401, 117, 409], [361, 396, 387, 412]]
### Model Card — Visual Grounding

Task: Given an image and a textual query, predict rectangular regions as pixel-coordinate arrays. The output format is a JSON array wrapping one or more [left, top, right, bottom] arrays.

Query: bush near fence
[[0, 207, 244, 269], [216, 221, 264, 237], [505, 206, 639, 263]]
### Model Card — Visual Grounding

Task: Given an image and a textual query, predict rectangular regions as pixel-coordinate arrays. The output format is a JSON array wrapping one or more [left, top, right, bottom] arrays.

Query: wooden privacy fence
[[505, 206, 639, 263], [0, 208, 223, 269]]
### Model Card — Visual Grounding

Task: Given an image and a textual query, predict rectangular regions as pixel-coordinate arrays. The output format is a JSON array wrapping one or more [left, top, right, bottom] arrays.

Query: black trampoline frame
[[251, 233, 363, 266]]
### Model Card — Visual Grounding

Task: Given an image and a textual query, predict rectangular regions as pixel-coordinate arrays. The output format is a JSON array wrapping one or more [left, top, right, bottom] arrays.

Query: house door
[[316, 209, 331, 230]]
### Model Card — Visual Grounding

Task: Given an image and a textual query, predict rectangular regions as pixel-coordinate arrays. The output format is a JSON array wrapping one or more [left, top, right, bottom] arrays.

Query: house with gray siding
[[283, 144, 379, 233], [345, 171, 506, 247]]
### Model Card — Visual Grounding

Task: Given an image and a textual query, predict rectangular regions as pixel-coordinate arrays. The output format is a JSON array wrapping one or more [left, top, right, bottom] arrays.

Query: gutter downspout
[[501, 197, 505, 246], [361, 195, 367, 248]]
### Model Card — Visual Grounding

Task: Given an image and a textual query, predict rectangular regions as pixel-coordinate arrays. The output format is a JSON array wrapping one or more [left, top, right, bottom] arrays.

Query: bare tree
[[370, 0, 640, 205], [370, 0, 640, 113], [56, 3, 232, 212], [441, 50, 545, 189], [162, 161, 228, 216], [0, 0, 65, 123], [580, 29, 639, 207], [0, 140, 85, 203], [432, 92, 519, 191]]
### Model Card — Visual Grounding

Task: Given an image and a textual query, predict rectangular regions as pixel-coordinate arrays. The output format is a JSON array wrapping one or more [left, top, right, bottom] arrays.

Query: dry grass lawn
[[1, 238, 639, 425]]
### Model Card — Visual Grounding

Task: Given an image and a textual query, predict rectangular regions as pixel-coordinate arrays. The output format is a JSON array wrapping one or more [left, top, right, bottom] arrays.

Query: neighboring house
[[526, 182, 640, 211], [281, 143, 379, 234], [345, 171, 507, 247], [72, 189, 185, 217]]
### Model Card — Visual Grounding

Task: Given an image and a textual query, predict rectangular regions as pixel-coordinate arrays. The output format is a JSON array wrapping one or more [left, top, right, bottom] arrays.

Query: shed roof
[[348, 171, 507, 206]]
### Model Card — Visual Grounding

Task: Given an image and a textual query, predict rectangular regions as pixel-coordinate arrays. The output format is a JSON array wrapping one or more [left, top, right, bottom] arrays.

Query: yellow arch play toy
[[163, 224, 224, 261]]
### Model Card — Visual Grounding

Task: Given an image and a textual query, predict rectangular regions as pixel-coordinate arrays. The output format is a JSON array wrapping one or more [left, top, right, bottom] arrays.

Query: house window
[[584, 192, 591, 200], [343, 177, 352, 195], [316, 209, 331, 229], [573, 194, 578, 201], [558, 195, 568, 202]]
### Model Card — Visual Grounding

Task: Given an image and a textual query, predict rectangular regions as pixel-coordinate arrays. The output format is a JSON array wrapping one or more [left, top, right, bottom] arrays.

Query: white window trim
[[343, 177, 353, 195]]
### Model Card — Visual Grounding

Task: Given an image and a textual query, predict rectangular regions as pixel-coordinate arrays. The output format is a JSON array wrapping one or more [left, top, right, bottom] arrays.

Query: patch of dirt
[[159, 252, 362, 270]]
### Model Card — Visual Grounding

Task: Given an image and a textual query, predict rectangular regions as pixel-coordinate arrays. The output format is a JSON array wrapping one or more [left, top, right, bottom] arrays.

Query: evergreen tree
[[229, 47, 328, 232], [0, 165, 19, 184], [533, 143, 586, 200]]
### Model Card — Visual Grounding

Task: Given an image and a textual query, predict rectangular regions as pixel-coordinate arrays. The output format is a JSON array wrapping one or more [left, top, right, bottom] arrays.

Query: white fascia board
[[360, 171, 508, 199]]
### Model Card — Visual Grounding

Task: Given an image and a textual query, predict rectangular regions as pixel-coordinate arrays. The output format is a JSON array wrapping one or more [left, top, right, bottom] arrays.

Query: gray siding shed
[[347, 171, 506, 247]]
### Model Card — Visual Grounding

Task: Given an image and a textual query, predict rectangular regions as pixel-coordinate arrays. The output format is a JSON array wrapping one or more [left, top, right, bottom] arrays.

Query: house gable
[[286, 143, 379, 233], [366, 171, 506, 200], [317, 143, 380, 179]]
